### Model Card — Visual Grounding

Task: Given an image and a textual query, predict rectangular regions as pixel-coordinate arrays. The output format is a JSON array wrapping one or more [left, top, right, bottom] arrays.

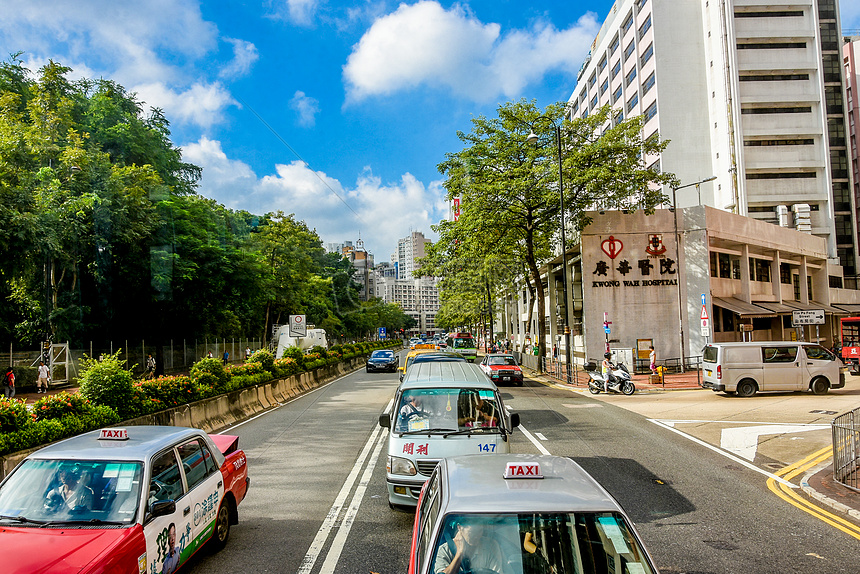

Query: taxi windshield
[[488, 356, 517, 366], [0, 459, 143, 526], [395, 388, 500, 433], [430, 512, 655, 574]]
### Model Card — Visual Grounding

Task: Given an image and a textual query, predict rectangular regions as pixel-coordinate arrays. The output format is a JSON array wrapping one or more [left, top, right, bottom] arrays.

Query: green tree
[[426, 100, 677, 357]]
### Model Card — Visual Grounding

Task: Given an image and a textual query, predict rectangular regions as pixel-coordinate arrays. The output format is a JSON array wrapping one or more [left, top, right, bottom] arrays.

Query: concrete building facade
[[568, 0, 857, 281], [396, 231, 432, 280], [845, 36, 860, 271]]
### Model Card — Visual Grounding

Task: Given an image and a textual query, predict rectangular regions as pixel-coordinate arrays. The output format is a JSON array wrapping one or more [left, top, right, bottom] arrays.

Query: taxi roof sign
[[504, 461, 543, 479], [98, 428, 129, 441]]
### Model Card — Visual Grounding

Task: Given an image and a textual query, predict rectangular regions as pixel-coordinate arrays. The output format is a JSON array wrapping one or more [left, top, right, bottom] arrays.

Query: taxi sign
[[98, 428, 129, 441], [504, 461, 543, 479], [415, 343, 437, 349]]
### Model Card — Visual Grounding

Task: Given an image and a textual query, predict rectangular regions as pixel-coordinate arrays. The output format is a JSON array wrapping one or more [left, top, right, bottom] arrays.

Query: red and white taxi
[[479, 353, 524, 386], [0, 426, 249, 574]]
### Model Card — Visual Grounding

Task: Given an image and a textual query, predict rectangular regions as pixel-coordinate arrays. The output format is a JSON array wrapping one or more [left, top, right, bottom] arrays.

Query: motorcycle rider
[[601, 352, 616, 392]]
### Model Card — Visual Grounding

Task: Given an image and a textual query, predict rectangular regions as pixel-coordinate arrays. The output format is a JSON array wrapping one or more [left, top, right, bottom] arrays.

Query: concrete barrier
[[0, 354, 378, 479]]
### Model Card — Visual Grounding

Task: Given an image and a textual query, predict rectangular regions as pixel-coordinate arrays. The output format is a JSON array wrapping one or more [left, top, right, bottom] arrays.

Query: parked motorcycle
[[585, 361, 635, 395]]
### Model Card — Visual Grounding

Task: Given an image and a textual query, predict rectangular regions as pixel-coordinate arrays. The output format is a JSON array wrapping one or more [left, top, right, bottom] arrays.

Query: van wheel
[[811, 377, 829, 395], [736, 379, 757, 397]]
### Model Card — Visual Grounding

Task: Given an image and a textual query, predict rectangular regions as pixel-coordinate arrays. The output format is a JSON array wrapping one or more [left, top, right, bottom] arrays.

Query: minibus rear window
[[703, 346, 718, 363]]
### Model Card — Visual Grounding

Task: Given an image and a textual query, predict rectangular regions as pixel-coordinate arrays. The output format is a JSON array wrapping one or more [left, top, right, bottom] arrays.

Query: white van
[[274, 325, 328, 358], [378, 362, 519, 508], [701, 341, 844, 397]]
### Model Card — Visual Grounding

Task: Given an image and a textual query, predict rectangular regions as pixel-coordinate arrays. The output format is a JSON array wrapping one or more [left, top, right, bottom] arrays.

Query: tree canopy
[[420, 99, 677, 355], [0, 56, 410, 346]]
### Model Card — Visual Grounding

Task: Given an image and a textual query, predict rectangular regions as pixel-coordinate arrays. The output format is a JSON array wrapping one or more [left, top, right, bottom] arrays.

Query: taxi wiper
[[0, 514, 45, 525], [444, 426, 507, 438], [41, 518, 125, 527], [398, 427, 457, 436]]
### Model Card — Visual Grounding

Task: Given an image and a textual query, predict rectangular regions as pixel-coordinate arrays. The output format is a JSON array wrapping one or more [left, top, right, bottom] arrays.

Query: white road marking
[[648, 419, 797, 488], [720, 424, 829, 461], [319, 426, 387, 574], [518, 423, 552, 455], [535, 433, 547, 441], [296, 398, 393, 574]]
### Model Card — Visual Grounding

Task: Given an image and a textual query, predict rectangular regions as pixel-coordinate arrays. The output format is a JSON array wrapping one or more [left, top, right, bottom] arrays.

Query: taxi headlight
[[388, 456, 418, 476]]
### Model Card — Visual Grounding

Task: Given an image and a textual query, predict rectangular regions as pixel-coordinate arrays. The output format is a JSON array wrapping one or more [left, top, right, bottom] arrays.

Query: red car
[[0, 426, 249, 574], [479, 353, 524, 386]]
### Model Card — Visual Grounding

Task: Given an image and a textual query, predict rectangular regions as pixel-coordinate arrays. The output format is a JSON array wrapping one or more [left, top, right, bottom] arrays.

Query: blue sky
[[2, 0, 858, 261]]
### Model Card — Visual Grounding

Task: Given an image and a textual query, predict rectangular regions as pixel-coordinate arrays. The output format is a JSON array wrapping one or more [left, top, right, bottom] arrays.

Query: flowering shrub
[[137, 375, 201, 408], [280, 347, 303, 362], [0, 398, 31, 433], [302, 352, 326, 371], [310, 345, 328, 358], [272, 358, 301, 378], [33, 392, 93, 422], [248, 349, 275, 372], [226, 362, 266, 378], [0, 405, 120, 457]]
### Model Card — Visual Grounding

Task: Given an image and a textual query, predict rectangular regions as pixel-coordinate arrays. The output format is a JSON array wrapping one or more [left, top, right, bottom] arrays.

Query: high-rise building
[[568, 0, 856, 279], [396, 231, 432, 280], [845, 35, 860, 274], [347, 239, 374, 301]]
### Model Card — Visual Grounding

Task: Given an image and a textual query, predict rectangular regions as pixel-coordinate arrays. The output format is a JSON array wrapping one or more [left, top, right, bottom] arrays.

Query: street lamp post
[[671, 176, 716, 373], [527, 124, 571, 382]]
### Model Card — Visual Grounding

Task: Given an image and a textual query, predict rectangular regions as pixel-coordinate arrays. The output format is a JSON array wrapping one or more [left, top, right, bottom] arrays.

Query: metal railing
[[832, 407, 860, 493]]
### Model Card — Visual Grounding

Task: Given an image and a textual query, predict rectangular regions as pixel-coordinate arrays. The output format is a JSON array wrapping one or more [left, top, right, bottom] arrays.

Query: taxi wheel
[[211, 502, 231, 552]]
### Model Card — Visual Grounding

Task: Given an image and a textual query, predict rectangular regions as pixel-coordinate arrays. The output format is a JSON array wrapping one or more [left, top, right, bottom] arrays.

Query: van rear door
[[760, 345, 801, 391]]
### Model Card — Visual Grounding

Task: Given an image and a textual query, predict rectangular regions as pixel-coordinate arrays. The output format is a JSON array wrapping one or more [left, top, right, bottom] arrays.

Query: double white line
[[297, 401, 391, 574]]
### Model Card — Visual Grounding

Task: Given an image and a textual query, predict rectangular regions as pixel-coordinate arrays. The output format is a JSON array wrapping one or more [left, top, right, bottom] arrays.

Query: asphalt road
[[184, 356, 860, 574]]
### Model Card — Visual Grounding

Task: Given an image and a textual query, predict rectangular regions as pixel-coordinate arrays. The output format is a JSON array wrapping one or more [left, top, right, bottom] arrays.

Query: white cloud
[[183, 137, 446, 256], [220, 38, 259, 79], [343, 0, 599, 103], [290, 91, 321, 127], [134, 82, 236, 129], [266, 0, 320, 26]]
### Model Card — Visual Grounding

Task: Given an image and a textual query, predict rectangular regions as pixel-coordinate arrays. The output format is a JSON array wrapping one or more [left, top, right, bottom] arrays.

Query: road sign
[[791, 309, 824, 326], [378, 327, 386, 337], [701, 318, 710, 337], [604, 326, 611, 334], [701, 305, 709, 320], [289, 314, 307, 337], [702, 294, 707, 306]]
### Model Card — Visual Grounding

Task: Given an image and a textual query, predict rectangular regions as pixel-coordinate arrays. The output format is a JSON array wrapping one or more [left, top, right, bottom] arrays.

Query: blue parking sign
[[378, 327, 386, 336]]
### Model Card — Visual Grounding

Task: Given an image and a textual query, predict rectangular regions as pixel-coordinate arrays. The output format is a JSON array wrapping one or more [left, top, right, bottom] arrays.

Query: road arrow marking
[[720, 424, 829, 461]]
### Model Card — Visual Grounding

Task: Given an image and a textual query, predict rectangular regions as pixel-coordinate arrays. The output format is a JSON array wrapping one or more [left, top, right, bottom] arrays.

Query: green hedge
[[0, 340, 401, 457]]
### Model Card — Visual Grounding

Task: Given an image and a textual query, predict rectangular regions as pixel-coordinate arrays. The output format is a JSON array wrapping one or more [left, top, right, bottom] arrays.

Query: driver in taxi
[[46, 468, 94, 512], [434, 516, 505, 574]]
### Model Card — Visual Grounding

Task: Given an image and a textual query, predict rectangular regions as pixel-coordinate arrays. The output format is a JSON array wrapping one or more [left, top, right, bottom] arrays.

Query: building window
[[830, 275, 844, 289], [793, 275, 800, 300], [780, 263, 791, 284], [638, 15, 651, 39], [746, 172, 816, 180], [807, 276, 813, 301], [589, 73, 597, 88], [643, 100, 657, 122], [833, 181, 851, 211], [822, 54, 841, 82], [627, 92, 639, 112], [642, 72, 655, 94], [590, 94, 598, 109], [598, 56, 607, 72], [571, 100, 579, 114], [648, 158, 660, 173], [734, 10, 803, 17], [741, 106, 811, 114], [736, 42, 806, 49], [640, 43, 653, 66], [624, 41, 636, 61], [825, 86, 843, 113], [612, 84, 623, 103], [718, 253, 731, 278], [819, 22, 839, 51], [710, 252, 718, 277], [611, 60, 621, 79], [600, 78, 609, 94], [828, 118, 845, 146], [625, 67, 637, 86], [622, 12, 633, 35], [835, 214, 854, 244], [831, 150, 848, 179], [739, 73, 809, 81], [744, 138, 813, 146], [609, 35, 620, 55], [750, 258, 771, 282]]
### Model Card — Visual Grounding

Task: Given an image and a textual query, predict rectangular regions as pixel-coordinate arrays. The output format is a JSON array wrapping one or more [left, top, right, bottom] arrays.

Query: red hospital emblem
[[601, 236, 623, 259], [645, 234, 666, 256]]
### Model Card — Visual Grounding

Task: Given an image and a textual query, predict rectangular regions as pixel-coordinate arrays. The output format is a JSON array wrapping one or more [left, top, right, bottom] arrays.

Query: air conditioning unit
[[792, 203, 812, 233], [777, 205, 791, 227]]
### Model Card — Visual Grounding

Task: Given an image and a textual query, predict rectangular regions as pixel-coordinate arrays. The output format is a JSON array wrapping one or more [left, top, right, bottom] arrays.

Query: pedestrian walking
[[553, 344, 558, 363], [145, 353, 156, 380], [222, 350, 229, 365], [207, 350, 213, 359], [37, 361, 50, 393], [245, 346, 251, 360], [3, 367, 15, 399]]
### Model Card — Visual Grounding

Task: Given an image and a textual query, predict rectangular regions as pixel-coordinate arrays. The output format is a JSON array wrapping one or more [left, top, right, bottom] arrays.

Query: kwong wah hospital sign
[[590, 234, 679, 288]]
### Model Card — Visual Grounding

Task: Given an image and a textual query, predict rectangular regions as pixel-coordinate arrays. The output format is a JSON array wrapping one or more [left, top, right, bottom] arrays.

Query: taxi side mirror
[[150, 500, 176, 519], [379, 413, 391, 429], [509, 412, 520, 429]]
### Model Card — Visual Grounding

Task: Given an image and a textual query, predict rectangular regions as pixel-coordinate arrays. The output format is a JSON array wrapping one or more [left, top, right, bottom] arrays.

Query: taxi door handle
[[183, 506, 190, 516], [218, 480, 223, 488]]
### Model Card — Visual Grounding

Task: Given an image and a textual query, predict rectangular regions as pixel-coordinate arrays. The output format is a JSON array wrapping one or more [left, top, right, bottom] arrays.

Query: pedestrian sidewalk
[[525, 364, 860, 528]]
